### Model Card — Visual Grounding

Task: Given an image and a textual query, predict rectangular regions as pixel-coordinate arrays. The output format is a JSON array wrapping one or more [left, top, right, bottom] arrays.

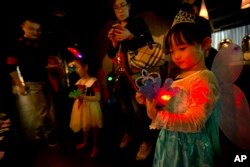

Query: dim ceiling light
[[241, 0, 250, 9], [199, 0, 209, 20]]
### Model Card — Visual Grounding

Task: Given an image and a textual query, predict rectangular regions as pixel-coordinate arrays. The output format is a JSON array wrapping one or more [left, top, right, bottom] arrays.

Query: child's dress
[[150, 70, 220, 167], [70, 77, 103, 132]]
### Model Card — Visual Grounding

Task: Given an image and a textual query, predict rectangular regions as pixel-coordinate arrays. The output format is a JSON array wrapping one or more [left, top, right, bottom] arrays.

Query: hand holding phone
[[112, 24, 123, 30]]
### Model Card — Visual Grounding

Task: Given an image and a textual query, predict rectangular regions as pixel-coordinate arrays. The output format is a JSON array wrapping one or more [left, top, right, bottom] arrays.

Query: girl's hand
[[145, 98, 158, 120], [78, 94, 86, 100], [136, 92, 157, 119], [135, 92, 146, 105]]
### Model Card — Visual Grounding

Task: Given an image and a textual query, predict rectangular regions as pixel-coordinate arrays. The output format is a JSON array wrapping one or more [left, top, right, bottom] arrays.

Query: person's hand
[[17, 84, 28, 96], [145, 98, 158, 120], [0, 118, 11, 129], [112, 26, 133, 41], [135, 91, 146, 105], [108, 28, 119, 47], [77, 94, 86, 100], [108, 23, 134, 46], [136, 91, 157, 119]]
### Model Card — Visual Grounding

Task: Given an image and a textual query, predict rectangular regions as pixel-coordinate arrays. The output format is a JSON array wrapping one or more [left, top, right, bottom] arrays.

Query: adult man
[[6, 16, 59, 147]]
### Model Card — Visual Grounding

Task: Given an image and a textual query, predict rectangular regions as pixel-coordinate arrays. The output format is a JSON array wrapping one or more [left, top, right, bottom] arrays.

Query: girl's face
[[75, 62, 87, 78], [169, 35, 204, 71], [113, 0, 130, 21]]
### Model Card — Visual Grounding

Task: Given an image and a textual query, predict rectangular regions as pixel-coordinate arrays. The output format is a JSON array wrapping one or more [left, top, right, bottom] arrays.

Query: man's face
[[22, 20, 41, 40]]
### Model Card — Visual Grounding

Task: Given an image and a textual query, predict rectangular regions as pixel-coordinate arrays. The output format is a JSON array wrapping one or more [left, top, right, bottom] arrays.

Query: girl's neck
[[81, 74, 91, 80], [183, 61, 207, 73], [178, 66, 207, 78]]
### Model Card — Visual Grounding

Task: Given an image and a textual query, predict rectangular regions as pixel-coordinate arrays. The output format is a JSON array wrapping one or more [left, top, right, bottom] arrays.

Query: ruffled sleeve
[[150, 71, 219, 132]]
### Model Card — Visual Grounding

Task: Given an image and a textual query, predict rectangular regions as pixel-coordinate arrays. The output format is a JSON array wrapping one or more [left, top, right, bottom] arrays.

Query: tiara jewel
[[172, 10, 195, 27]]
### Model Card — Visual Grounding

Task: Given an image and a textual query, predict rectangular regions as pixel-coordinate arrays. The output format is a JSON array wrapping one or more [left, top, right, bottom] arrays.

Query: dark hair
[[164, 16, 211, 53], [76, 56, 97, 77], [164, 14, 212, 78], [108, 0, 133, 20], [109, 0, 131, 6]]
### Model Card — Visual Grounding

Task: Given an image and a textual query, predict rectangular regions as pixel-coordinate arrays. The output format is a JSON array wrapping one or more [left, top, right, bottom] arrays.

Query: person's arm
[[7, 55, 27, 95], [107, 25, 120, 48], [125, 17, 154, 48], [47, 55, 65, 92], [107, 24, 121, 59], [9, 71, 27, 95], [135, 91, 158, 119], [107, 17, 153, 59], [135, 91, 146, 105], [149, 73, 219, 132], [83, 92, 101, 101], [9, 71, 22, 86]]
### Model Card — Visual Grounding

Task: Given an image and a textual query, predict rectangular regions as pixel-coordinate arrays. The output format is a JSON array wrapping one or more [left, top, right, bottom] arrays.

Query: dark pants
[[112, 73, 159, 145], [14, 82, 57, 142]]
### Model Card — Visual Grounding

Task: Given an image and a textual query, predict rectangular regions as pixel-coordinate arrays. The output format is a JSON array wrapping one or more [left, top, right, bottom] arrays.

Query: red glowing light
[[156, 89, 172, 107], [67, 47, 82, 58], [161, 94, 171, 101]]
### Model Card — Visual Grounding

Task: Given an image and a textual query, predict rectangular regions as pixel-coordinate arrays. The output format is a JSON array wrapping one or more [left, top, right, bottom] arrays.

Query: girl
[[136, 11, 220, 166], [69, 57, 103, 158]]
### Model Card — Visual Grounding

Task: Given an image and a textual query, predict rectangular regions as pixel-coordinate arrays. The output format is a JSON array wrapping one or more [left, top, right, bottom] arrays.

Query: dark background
[[0, 0, 249, 43], [0, 0, 249, 67]]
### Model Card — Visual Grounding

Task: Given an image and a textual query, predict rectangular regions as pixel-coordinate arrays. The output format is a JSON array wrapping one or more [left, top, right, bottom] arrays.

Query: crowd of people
[[0, 0, 249, 167]]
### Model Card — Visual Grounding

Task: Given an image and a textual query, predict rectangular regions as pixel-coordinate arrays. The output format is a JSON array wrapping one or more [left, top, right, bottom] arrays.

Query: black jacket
[[107, 16, 154, 59]]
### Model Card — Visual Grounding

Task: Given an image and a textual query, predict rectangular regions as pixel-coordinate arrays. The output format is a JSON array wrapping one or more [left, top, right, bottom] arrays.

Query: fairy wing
[[211, 43, 250, 150]]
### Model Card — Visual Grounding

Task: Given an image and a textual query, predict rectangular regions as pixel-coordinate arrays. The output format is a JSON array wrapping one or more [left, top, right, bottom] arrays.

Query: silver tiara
[[171, 10, 195, 27]]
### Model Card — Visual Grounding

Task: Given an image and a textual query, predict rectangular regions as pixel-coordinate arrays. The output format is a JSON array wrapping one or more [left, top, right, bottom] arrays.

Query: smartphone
[[112, 24, 123, 30]]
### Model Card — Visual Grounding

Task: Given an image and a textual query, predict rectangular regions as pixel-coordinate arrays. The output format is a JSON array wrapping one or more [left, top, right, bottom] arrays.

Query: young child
[[69, 57, 103, 158], [136, 10, 220, 167]]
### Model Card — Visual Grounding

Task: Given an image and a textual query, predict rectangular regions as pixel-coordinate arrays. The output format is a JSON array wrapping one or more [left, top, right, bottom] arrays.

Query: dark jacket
[[107, 16, 154, 59], [7, 37, 50, 83]]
